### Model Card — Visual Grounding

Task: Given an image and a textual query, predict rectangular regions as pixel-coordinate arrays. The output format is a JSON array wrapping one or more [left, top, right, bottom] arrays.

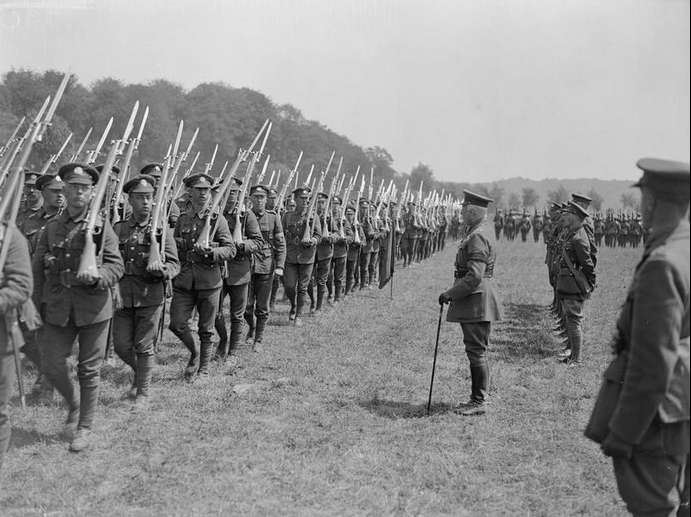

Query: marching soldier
[[438, 191, 502, 416], [555, 201, 596, 364], [532, 211, 543, 243], [344, 203, 364, 296], [586, 158, 689, 516], [169, 174, 236, 381], [32, 164, 125, 452], [309, 192, 338, 313], [401, 200, 419, 267], [112, 175, 180, 411], [358, 198, 378, 289], [140, 163, 181, 229], [214, 179, 262, 369], [493, 209, 503, 240], [18, 173, 65, 403], [0, 223, 33, 470], [519, 210, 532, 242], [244, 185, 286, 352], [281, 186, 322, 326], [16, 171, 43, 229], [327, 195, 354, 305]]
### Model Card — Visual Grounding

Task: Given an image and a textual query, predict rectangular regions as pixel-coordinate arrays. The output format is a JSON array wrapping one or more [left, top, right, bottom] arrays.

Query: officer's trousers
[[283, 262, 314, 317], [245, 272, 273, 343], [169, 286, 220, 345], [329, 256, 347, 301], [460, 321, 491, 404], [560, 298, 584, 361], [216, 283, 249, 355]]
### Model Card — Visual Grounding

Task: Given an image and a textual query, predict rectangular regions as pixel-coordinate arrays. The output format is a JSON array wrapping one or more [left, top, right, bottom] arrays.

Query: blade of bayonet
[[171, 120, 184, 166], [182, 127, 199, 161], [1, 117, 25, 155], [242, 119, 270, 161], [38, 73, 71, 141], [268, 170, 275, 186], [136, 106, 149, 141], [55, 132, 73, 160], [89, 117, 114, 163], [305, 164, 314, 185], [118, 101, 139, 153], [186, 151, 200, 175], [257, 154, 270, 183], [205, 143, 219, 174], [70, 127, 92, 161], [323, 150, 336, 179]]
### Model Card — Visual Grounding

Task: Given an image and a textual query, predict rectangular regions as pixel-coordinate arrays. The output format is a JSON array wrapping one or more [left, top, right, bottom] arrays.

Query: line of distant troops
[[10, 163, 451, 453]]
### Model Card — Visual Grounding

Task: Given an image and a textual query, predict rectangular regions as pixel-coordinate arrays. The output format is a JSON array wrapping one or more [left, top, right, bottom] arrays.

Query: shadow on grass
[[357, 398, 460, 420], [11, 427, 62, 449], [491, 302, 558, 362]]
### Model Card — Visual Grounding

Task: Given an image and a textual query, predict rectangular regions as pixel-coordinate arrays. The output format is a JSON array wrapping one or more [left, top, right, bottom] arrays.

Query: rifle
[[276, 153, 301, 213], [39, 132, 73, 176], [111, 102, 147, 224], [147, 153, 174, 270], [69, 127, 93, 162], [0, 116, 25, 160], [301, 178, 319, 242], [257, 154, 270, 184], [202, 144, 219, 176], [85, 117, 114, 165]]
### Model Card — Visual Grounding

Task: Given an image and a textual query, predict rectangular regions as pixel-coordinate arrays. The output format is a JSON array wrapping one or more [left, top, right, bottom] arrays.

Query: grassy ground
[[1, 238, 639, 516]]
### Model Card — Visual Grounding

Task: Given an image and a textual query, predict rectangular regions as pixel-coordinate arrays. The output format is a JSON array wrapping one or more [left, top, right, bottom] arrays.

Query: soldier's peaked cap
[[140, 163, 163, 177], [23, 170, 42, 184], [35, 173, 63, 190], [292, 186, 311, 196], [634, 158, 690, 198], [563, 201, 589, 220], [332, 195, 343, 205], [317, 192, 329, 200], [123, 175, 155, 194], [462, 190, 493, 208], [250, 184, 269, 196], [95, 164, 121, 176], [185, 173, 214, 188], [571, 193, 592, 206], [58, 163, 99, 185], [228, 177, 243, 190]]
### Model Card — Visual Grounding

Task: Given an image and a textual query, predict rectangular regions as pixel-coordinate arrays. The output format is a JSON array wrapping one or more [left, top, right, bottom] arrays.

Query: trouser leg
[[461, 322, 491, 404], [315, 258, 331, 310], [561, 298, 584, 362], [132, 305, 161, 396], [0, 333, 15, 470], [195, 287, 221, 373], [43, 323, 80, 416], [252, 273, 272, 343], [333, 256, 346, 301], [169, 287, 200, 371], [227, 283, 249, 356], [113, 308, 137, 373], [295, 262, 314, 318], [283, 262, 298, 314], [75, 320, 110, 430], [359, 251, 370, 289]]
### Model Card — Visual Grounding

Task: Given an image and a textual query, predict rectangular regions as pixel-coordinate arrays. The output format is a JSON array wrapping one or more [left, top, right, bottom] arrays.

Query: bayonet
[[70, 127, 92, 162], [39, 132, 73, 175], [87, 117, 114, 164]]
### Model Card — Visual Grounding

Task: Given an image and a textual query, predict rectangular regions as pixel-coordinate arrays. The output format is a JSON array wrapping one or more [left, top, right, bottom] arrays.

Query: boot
[[334, 285, 343, 304], [254, 317, 268, 346], [214, 315, 228, 360], [78, 385, 100, 430], [296, 291, 306, 320], [178, 332, 199, 376], [316, 286, 325, 312], [135, 354, 154, 398], [245, 326, 255, 345], [197, 341, 215, 376], [228, 324, 244, 356], [457, 364, 489, 416]]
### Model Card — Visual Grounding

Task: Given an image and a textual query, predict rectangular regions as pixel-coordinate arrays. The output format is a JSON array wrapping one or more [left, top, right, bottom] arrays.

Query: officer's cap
[[332, 195, 343, 205], [23, 170, 42, 185], [634, 158, 690, 199], [58, 163, 99, 185], [35, 173, 63, 190], [359, 197, 370, 205], [95, 164, 121, 176], [140, 163, 163, 178], [563, 201, 589, 220], [461, 190, 493, 208], [292, 186, 311, 197], [268, 188, 278, 196], [123, 175, 155, 195], [184, 173, 214, 188], [250, 185, 269, 196], [571, 193, 592, 207], [344, 204, 356, 213], [317, 192, 329, 200]]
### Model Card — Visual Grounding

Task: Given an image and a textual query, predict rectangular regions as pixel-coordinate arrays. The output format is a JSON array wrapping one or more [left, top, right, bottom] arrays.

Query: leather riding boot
[[334, 285, 343, 303], [316, 286, 325, 311], [470, 365, 489, 404], [296, 291, 306, 319], [198, 341, 214, 375], [178, 331, 199, 375], [228, 325, 244, 356], [135, 354, 154, 398]]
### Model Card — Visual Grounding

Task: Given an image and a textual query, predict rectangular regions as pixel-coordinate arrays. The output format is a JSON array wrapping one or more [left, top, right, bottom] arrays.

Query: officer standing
[[113, 175, 180, 411], [586, 158, 689, 516], [244, 185, 286, 351], [169, 174, 235, 381], [32, 164, 124, 452], [438, 191, 503, 416], [555, 201, 596, 364]]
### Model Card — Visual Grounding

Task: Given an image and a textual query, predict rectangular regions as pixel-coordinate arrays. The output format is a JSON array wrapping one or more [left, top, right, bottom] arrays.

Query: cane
[[426, 303, 444, 415]]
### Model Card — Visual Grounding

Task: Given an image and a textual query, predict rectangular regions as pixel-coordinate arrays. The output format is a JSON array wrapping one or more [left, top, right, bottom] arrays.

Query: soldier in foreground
[[438, 191, 502, 416], [113, 175, 180, 411], [586, 158, 690, 517], [32, 164, 124, 452]]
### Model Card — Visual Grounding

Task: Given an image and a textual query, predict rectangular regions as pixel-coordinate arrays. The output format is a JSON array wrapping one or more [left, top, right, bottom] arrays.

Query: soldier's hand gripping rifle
[[111, 104, 148, 225], [301, 178, 319, 245], [195, 119, 270, 249], [77, 106, 136, 283], [146, 153, 173, 275]]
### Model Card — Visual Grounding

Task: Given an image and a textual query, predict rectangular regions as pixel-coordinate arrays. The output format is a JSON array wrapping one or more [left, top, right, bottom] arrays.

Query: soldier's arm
[[609, 256, 685, 445], [343, 219, 354, 245], [31, 224, 50, 308], [211, 216, 237, 262], [94, 223, 125, 290], [173, 215, 187, 252], [0, 227, 33, 314], [443, 233, 489, 301], [573, 232, 596, 285], [272, 216, 287, 270], [162, 229, 181, 280], [242, 210, 263, 254]]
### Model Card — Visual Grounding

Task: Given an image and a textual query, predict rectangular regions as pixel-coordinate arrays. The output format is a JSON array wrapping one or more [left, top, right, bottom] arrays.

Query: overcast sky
[[1, 0, 688, 183]]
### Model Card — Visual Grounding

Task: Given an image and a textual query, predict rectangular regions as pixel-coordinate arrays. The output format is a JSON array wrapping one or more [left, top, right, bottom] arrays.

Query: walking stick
[[426, 304, 444, 415]]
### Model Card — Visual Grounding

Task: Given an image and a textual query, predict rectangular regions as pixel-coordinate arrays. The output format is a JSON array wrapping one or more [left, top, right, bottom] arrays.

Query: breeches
[[169, 286, 220, 342], [113, 304, 162, 358]]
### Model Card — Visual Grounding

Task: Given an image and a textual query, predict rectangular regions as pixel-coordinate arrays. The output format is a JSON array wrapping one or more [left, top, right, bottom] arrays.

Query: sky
[[0, 0, 689, 183]]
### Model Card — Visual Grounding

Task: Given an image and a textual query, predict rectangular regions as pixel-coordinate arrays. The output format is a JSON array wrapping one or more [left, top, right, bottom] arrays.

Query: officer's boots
[[460, 365, 489, 416], [253, 317, 267, 352], [135, 353, 154, 400], [197, 341, 214, 378], [315, 286, 326, 312], [214, 314, 228, 360]]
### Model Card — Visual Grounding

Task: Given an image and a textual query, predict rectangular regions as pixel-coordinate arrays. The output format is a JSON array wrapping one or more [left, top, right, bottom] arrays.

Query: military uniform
[[345, 206, 364, 295], [281, 187, 322, 323], [32, 164, 124, 451], [310, 197, 338, 312], [327, 198, 354, 304], [215, 191, 262, 362], [113, 176, 180, 405], [16, 171, 43, 230], [586, 158, 690, 516], [0, 225, 33, 469], [440, 191, 502, 414], [169, 174, 236, 379], [493, 211, 503, 240], [245, 185, 286, 349], [555, 202, 596, 363], [518, 213, 532, 242]]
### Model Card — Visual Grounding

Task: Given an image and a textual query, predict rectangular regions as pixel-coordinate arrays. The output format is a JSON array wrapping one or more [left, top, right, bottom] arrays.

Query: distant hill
[[478, 177, 638, 212]]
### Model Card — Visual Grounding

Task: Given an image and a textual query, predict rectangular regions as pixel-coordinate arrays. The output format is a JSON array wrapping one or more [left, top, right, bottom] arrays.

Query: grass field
[[1, 238, 640, 516]]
